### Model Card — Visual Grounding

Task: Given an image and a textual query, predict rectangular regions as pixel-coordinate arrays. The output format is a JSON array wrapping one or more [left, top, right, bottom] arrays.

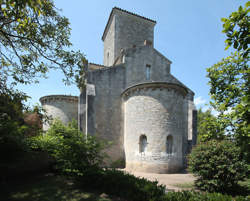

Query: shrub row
[[164, 191, 249, 201], [77, 168, 249, 201], [77, 168, 166, 201]]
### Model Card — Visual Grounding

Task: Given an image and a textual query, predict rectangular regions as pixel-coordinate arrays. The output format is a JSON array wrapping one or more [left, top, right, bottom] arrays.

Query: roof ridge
[[89, 62, 106, 67], [113, 7, 156, 23]]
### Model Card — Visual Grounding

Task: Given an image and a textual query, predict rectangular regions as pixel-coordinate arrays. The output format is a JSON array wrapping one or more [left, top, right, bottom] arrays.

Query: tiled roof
[[102, 7, 156, 41]]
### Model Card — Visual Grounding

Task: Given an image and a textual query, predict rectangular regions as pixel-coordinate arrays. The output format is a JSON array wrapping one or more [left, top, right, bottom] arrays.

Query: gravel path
[[123, 169, 195, 191]]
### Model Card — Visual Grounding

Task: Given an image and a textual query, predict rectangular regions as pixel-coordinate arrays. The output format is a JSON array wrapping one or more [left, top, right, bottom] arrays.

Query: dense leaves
[[0, 86, 30, 161], [197, 108, 225, 142], [222, 2, 249, 58], [30, 119, 106, 176], [207, 2, 250, 159], [0, 0, 86, 87], [164, 191, 249, 201], [188, 140, 249, 194], [207, 51, 250, 158], [78, 168, 166, 201]]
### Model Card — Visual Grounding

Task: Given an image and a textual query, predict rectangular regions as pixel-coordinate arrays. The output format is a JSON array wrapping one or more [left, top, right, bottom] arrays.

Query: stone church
[[40, 7, 197, 173]]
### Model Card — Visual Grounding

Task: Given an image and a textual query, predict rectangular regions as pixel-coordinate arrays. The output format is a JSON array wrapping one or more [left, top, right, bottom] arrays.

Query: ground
[[124, 169, 195, 191]]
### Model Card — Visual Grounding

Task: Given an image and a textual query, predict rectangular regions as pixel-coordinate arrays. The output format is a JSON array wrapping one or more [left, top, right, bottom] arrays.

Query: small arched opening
[[139, 135, 147, 153], [166, 135, 173, 154]]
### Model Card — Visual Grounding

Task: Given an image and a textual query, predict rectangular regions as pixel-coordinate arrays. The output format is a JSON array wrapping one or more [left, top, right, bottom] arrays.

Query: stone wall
[[79, 65, 126, 165], [103, 15, 115, 66], [103, 8, 155, 66], [40, 95, 78, 130], [114, 10, 155, 61], [122, 83, 188, 173], [79, 45, 196, 169]]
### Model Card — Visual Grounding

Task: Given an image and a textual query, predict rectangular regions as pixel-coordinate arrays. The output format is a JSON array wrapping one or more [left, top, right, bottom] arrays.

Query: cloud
[[194, 96, 207, 106]]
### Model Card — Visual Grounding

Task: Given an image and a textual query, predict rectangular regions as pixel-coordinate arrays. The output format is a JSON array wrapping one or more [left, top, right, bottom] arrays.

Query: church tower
[[102, 7, 156, 66]]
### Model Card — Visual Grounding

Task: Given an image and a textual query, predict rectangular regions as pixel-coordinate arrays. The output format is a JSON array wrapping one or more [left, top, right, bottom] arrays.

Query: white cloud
[[194, 96, 207, 106]]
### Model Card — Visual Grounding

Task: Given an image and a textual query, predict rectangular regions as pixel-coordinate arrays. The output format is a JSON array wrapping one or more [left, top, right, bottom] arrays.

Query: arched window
[[166, 135, 173, 154], [139, 135, 147, 153]]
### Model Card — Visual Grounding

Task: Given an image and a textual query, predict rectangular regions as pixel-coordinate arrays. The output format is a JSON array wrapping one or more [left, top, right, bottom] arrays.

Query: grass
[[171, 178, 250, 197], [172, 182, 195, 190], [0, 173, 123, 201]]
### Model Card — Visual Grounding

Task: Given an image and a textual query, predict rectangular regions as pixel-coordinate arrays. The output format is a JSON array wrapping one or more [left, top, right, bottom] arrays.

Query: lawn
[[172, 178, 250, 197], [1, 173, 122, 201]]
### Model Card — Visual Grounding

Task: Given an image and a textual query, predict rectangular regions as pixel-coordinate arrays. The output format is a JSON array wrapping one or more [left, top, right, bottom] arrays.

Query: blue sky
[[17, 0, 247, 109]]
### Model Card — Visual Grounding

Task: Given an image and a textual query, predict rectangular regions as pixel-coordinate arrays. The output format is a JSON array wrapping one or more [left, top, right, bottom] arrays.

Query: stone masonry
[[41, 7, 197, 173]]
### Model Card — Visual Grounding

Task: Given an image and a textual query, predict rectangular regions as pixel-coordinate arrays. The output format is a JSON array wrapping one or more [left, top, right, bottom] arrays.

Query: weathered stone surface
[[40, 95, 78, 130], [40, 7, 197, 173], [123, 85, 187, 173]]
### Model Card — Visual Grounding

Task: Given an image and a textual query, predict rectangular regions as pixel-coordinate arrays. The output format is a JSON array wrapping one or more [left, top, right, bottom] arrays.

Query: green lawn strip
[[1, 174, 120, 201], [171, 182, 195, 190], [171, 179, 250, 196]]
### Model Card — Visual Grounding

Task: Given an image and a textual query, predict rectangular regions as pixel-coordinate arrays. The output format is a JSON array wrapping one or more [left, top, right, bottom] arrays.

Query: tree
[[197, 108, 225, 143], [207, 2, 249, 159], [0, 0, 87, 163], [222, 2, 250, 58], [0, 0, 86, 88]]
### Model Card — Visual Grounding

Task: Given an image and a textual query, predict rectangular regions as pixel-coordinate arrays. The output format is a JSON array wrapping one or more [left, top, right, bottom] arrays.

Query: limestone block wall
[[103, 15, 115, 66], [122, 82, 188, 173], [40, 95, 78, 130], [103, 8, 155, 66], [124, 46, 172, 86], [114, 10, 155, 61], [80, 64, 126, 165]]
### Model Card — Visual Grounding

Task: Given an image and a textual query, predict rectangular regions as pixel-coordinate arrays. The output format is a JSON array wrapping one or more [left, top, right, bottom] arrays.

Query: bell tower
[[102, 7, 156, 66]]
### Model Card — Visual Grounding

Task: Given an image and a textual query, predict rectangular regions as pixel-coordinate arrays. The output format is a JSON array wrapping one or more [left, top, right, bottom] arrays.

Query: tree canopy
[[0, 0, 86, 88], [197, 108, 225, 143], [207, 2, 249, 158], [222, 2, 250, 58]]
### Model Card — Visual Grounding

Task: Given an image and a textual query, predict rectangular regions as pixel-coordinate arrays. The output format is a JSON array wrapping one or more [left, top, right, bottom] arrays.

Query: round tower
[[122, 82, 188, 173], [39, 95, 78, 130]]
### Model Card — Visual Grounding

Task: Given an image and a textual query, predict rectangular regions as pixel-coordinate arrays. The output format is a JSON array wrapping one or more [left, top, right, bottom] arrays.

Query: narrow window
[[146, 64, 151, 80], [107, 52, 109, 66], [166, 135, 173, 154], [139, 135, 147, 153]]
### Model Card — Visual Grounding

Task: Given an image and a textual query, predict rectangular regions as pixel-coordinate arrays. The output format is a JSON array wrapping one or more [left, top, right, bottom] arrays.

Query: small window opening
[[166, 135, 173, 154], [107, 52, 109, 66], [139, 135, 147, 153], [146, 64, 151, 80]]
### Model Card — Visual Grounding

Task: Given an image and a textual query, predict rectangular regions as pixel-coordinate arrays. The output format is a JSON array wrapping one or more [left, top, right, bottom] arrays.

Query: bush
[[0, 88, 30, 162], [163, 191, 249, 201], [188, 140, 249, 194], [30, 119, 106, 176], [77, 168, 166, 201], [77, 169, 250, 201]]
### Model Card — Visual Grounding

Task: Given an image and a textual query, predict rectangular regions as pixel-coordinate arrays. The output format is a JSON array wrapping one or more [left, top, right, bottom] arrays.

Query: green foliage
[[77, 168, 166, 201], [188, 140, 249, 194], [207, 52, 250, 159], [197, 108, 225, 142], [164, 191, 249, 201], [207, 2, 250, 159], [222, 2, 249, 58], [0, 0, 86, 87], [30, 119, 105, 176], [0, 86, 30, 161]]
